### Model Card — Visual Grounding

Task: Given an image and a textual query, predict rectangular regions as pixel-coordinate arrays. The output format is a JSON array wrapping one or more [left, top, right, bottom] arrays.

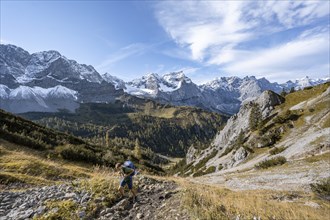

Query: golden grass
[[280, 83, 329, 111], [178, 181, 330, 220], [294, 101, 329, 129], [0, 140, 91, 186], [321, 112, 330, 128], [35, 200, 79, 220], [304, 152, 330, 163], [148, 107, 177, 118]]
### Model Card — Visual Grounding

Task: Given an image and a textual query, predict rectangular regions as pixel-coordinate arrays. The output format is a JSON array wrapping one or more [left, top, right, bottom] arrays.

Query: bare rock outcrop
[[187, 90, 284, 172]]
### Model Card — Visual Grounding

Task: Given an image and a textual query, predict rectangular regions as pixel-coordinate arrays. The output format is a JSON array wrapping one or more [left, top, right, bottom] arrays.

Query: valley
[[0, 83, 329, 219]]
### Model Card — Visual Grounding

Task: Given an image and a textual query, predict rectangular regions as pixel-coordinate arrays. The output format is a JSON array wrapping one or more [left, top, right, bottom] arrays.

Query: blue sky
[[1, 1, 329, 83]]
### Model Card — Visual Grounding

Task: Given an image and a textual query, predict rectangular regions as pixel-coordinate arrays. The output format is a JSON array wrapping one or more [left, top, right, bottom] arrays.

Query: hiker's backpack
[[123, 160, 136, 176]]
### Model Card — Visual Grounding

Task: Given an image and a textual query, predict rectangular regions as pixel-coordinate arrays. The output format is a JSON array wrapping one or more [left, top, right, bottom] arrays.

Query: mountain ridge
[[1, 44, 328, 114]]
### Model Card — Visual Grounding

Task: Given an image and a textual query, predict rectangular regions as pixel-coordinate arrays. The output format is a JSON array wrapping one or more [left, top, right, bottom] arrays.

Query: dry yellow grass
[[280, 83, 329, 112], [176, 181, 330, 220], [0, 139, 91, 186]]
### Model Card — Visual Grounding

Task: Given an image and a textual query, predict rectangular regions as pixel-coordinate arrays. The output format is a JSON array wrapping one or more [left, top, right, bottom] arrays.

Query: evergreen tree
[[134, 138, 142, 160], [249, 103, 262, 131], [236, 129, 245, 147], [280, 88, 287, 97], [105, 130, 110, 147], [290, 87, 295, 93]]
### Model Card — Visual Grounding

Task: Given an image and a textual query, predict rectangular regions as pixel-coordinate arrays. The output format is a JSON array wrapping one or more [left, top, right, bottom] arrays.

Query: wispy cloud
[[96, 43, 147, 73], [154, 1, 330, 81], [223, 29, 329, 82]]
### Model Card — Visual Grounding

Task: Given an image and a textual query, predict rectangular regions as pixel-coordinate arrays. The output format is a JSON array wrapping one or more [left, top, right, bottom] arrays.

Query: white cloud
[[155, 1, 252, 61], [154, 1, 329, 81], [223, 31, 329, 80]]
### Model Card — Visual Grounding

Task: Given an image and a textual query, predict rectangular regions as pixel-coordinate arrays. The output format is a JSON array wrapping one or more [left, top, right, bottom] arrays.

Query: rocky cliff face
[[186, 90, 285, 170], [185, 83, 330, 177]]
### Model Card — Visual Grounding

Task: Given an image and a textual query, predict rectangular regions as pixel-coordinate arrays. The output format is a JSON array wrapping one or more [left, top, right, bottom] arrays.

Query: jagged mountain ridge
[[0, 44, 328, 114], [0, 44, 124, 113], [125, 73, 328, 114]]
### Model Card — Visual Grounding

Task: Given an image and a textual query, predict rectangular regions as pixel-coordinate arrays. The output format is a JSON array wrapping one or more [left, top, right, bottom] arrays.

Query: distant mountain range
[[0, 44, 328, 114]]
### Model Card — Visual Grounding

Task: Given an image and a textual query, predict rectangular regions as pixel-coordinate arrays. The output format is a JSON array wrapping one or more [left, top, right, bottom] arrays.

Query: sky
[[1, 0, 329, 84]]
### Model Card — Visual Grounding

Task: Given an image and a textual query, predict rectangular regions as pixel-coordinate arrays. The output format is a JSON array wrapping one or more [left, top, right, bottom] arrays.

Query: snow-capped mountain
[[101, 72, 125, 90], [125, 72, 202, 109], [0, 44, 328, 114], [123, 73, 328, 114], [198, 76, 284, 114], [281, 76, 329, 90], [0, 84, 78, 113], [1, 45, 104, 84], [124, 74, 282, 114], [0, 44, 123, 113]]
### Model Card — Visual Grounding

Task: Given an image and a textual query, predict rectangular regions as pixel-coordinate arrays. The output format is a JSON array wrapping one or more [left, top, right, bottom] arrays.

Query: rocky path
[[0, 176, 190, 220], [98, 176, 190, 220]]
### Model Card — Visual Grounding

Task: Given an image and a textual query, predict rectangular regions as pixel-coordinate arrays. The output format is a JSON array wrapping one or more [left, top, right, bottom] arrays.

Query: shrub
[[219, 145, 234, 158], [304, 86, 313, 90], [56, 144, 101, 164], [308, 108, 315, 113], [273, 110, 300, 124], [311, 178, 330, 201], [0, 173, 23, 184], [269, 146, 287, 155], [0, 130, 48, 150], [218, 164, 223, 171], [192, 169, 205, 177], [194, 150, 217, 171], [204, 166, 216, 174], [192, 165, 216, 177], [255, 156, 287, 169], [259, 128, 282, 148]]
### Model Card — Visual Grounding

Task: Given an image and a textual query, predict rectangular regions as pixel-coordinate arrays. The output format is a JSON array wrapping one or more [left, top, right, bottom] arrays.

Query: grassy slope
[[2, 138, 329, 220], [0, 109, 164, 174], [178, 179, 330, 220], [0, 139, 91, 186], [0, 139, 129, 219], [177, 83, 330, 219]]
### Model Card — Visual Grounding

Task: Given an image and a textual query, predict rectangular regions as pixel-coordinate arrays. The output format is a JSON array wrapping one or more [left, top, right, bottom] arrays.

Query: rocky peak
[[145, 73, 161, 80], [101, 73, 125, 90], [0, 44, 30, 59], [255, 90, 285, 116], [31, 50, 62, 63], [163, 71, 191, 84], [129, 73, 161, 90]]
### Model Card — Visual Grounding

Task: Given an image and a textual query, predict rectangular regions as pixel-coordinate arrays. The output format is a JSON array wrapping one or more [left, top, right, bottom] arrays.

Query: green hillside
[[21, 95, 228, 157], [0, 109, 164, 175]]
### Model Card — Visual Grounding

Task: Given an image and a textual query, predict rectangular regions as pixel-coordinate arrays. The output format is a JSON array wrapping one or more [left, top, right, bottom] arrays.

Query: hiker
[[115, 161, 137, 202]]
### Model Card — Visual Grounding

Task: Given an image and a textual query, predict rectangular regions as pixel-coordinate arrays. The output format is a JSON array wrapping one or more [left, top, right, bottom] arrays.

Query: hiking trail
[[0, 176, 191, 220]]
